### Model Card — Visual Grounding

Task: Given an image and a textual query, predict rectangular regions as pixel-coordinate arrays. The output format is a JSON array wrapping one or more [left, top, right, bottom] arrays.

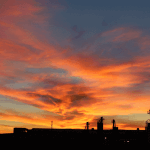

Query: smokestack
[[97, 117, 104, 131], [86, 122, 89, 130]]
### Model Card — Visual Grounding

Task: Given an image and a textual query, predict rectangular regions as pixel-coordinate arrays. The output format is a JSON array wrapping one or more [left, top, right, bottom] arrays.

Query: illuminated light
[[127, 141, 129, 142], [105, 137, 107, 139]]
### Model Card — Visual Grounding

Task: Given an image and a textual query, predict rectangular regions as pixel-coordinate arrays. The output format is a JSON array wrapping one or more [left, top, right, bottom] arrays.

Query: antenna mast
[[51, 121, 53, 129]]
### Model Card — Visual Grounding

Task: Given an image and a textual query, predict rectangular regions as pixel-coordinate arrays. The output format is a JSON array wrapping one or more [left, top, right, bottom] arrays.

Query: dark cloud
[[57, 110, 85, 121], [39, 94, 62, 104], [73, 30, 86, 40], [71, 25, 86, 40], [31, 103, 45, 109], [42, 76, 82, 86], [67, 85, 89, 95], [67, 93, 92, 108], [32, 75, 84, 91], [26, 67, 68, 74], [65, 85, 100, 108], [27, 93, 62, 105], [70, 94, 88, 102], [41, 79, 66, 88], [19, 44, 42, 55], [64, 110, 84, 116], [63, 116, 75, 120]]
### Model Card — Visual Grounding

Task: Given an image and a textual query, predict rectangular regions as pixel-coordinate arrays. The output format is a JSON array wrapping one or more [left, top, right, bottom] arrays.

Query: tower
[[111, 119, 118, 144], [146, 110, 150, 144], [86, 122, 89, 130], [112, 119, 116, 128], [97, 117, 105, 131], [97, 117, 105, 144], [51, 121, 53, 129], [112, 119, 118, 130]]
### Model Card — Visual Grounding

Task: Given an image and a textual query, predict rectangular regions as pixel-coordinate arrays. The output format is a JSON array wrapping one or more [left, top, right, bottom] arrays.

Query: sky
[[1, 0, 150, 133]]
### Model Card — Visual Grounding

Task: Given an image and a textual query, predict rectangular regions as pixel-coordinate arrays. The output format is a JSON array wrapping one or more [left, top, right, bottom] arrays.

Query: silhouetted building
[[9, 114, 150, 147], [86, 122, 89, 130], [113, 127, 118, 131], [146, 122, 150, 144], [14, 128, 28, 134], [97, 117, 104, 131]]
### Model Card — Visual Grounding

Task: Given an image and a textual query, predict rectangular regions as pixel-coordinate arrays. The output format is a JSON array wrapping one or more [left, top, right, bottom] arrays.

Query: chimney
[[86, 122, 89, 130], [97, 117, 104, 131]]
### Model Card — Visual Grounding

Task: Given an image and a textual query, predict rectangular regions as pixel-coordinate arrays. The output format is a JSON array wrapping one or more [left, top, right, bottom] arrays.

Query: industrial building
[[0, 112, 150, 148], [10, 116, 150, 146]]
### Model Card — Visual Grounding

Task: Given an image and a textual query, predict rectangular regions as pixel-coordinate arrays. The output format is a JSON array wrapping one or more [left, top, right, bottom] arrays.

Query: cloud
[[67, 93, 93, 108], [26, 67, 68, 74], [116, 104, 133, 109], [112, 27, 142, 42], [68, 25, 86, 42], [27, 93, 62, 105]]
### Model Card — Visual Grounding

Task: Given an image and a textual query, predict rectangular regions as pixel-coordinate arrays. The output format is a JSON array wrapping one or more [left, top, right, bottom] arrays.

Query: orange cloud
[[0, 0, 44, 18]]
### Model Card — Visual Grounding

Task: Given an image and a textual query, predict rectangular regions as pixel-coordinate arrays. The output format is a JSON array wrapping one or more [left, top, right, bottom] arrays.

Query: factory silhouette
[[1, 113, 150, 148]]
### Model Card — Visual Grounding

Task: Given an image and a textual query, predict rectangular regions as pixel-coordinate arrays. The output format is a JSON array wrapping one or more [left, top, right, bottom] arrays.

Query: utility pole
[[51, 121, 53, 129]]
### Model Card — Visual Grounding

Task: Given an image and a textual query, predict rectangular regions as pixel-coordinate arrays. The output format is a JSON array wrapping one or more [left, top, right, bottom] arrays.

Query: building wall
[[97, 123, 103, 131], [147, 123, 150, 144]]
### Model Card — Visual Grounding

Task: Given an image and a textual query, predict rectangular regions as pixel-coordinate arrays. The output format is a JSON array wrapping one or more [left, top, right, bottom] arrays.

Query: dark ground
[[0, 131, 149, 149]]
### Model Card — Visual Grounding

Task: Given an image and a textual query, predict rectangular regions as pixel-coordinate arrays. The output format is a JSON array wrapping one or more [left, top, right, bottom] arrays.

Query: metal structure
[[112, 119, 118, 130], [11, 115, 150, 146], [97, 117, 105, 131], [147, 110, 150, 144], [86, 122, 89, 130], [51, 121, 53, 129], [146, 110, 150, 129], [112, 119, 116, 128], [98, 117, 105, 124]]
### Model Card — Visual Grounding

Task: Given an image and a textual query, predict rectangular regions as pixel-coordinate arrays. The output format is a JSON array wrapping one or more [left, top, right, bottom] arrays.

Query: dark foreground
[[0, 132, 149, 150]]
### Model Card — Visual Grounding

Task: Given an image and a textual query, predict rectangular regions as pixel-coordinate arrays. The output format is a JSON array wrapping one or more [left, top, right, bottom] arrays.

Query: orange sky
[[0, 0, 150, 133]]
